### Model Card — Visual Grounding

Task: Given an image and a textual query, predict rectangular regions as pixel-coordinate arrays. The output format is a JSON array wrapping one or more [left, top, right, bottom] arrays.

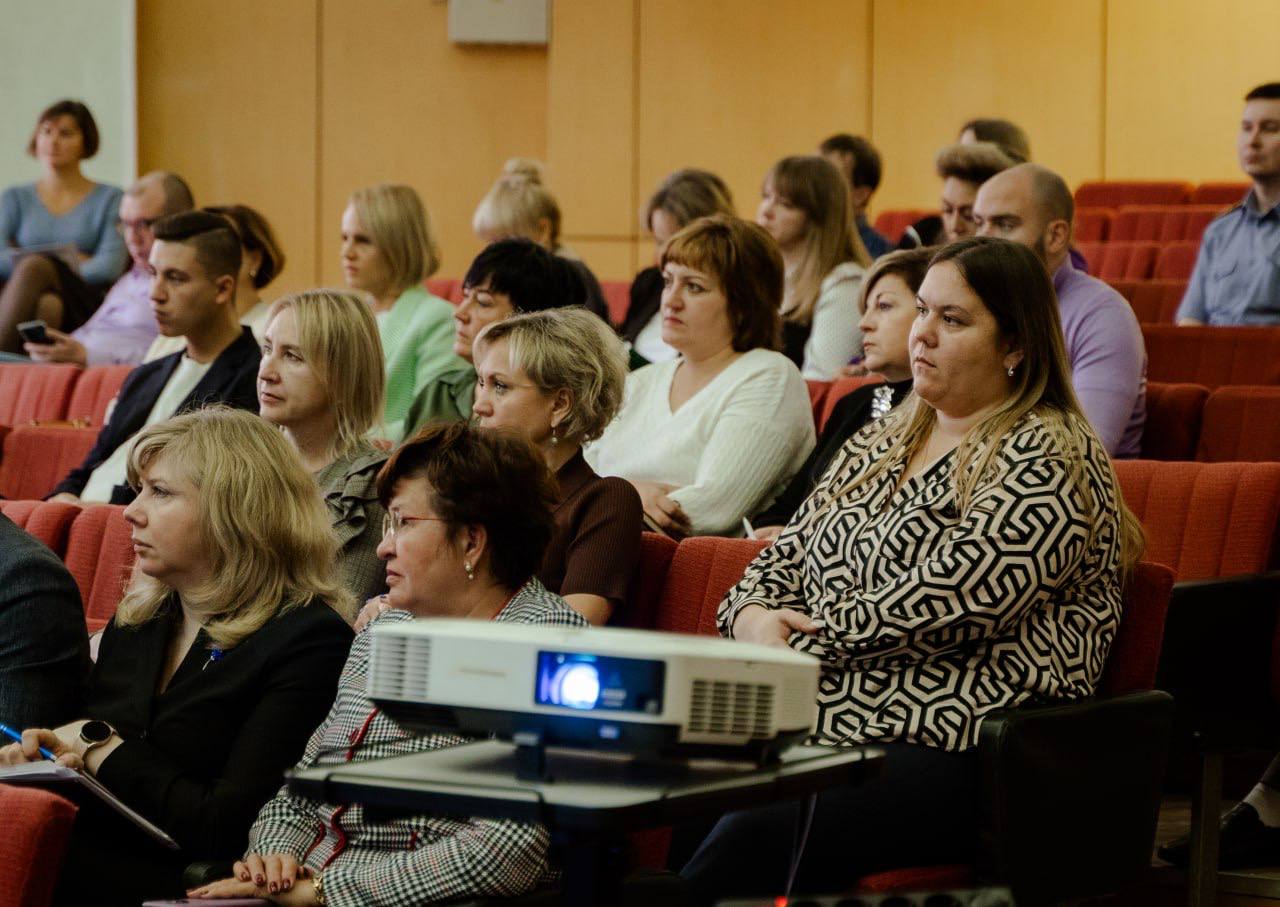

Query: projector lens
[[535, 650, 664, 714], [551, 663, 601, 709]]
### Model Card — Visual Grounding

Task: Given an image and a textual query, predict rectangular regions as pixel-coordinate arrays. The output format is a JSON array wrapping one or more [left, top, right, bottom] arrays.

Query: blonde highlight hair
[[766, 156, 871, 326], [473, 307, 628, 443], [265, 290, 386, 459], [348, 184, 441, 290], [116, 408, 355, 646], [473, 158, 562, 248]]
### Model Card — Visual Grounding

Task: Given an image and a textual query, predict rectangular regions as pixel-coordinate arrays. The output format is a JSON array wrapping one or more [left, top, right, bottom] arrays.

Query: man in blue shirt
[[1177, 82, 1280, 325], [819, 133, 892, 258]]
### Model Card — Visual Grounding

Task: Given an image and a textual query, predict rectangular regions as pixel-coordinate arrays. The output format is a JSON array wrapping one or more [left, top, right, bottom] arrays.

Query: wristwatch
[[312, 870, 327, 906], [78, 719, 117, 757]]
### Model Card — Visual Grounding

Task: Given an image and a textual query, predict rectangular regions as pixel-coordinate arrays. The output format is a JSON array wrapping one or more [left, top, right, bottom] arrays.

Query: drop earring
[[464, 562, 474, 581], [1007, 365, 1015, 378], [550, 424, 559, 446]]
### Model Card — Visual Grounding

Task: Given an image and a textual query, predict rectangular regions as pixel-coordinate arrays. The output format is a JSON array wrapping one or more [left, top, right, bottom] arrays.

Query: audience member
[[757, 155, 871, 379], [146, 203, 285, 359], [973, 162, 1146, 456], [958, 116, 1032, 163], [0, 408, 354, 903], [681, 237, 1143, 899], [474, 158, 609, 320], [0, 512, 88, 730], [259, 290, 389, 605], [819, 133, 892, 257], [1177, 82, 1280, 325], [342, 183, 458, 442], [586, 215, 814, 537], [752, 248, 932, 538], [899, 142, 1017, 249], [403, 238, 587, 432], [0, 100, 128, 352], [5, 171, 193, 366], [622, 168, 736, 367], [191, 422, 587, 905], [49, 211, 260, 504]]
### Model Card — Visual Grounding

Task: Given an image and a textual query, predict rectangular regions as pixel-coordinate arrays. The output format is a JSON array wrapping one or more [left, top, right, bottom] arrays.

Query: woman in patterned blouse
[[682, 236, 1145, 899], [192, 422, 588, 906]]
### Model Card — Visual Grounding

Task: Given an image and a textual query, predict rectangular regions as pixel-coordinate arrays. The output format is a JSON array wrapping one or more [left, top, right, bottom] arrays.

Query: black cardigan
[[754, 378, 914, 528]]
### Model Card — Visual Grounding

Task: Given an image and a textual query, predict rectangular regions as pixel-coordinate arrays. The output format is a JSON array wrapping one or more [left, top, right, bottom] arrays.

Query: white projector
[[368, 620, 820, 763]]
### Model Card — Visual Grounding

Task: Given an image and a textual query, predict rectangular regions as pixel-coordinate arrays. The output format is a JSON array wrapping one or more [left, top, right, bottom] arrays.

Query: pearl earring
[[464, 562, 474, 581], [550, 424, 559, 446]]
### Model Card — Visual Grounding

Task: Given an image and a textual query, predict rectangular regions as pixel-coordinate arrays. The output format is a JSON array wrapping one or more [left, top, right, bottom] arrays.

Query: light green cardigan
[[377, 285, 467, 442]]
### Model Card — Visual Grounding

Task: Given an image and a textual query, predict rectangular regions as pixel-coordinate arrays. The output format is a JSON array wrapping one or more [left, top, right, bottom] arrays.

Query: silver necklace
[[871, 384, 895, 419]]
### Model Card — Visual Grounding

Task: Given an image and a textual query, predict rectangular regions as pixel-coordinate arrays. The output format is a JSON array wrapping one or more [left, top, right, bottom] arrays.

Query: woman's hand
[[189, 853, 311, 899], [632, 481, 692, 539], [352, 594, 394, 632], [751, 525, 784, 544], [0, 728, 82, 769], [732, 604, 820, 648], [190, 872, 318, 904]]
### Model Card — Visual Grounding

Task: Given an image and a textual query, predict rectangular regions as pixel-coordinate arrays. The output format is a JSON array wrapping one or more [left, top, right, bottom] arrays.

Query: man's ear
[[850, 184, 874, 211], [1044, 218, 1072, 260], [214, 273, 236, 307]]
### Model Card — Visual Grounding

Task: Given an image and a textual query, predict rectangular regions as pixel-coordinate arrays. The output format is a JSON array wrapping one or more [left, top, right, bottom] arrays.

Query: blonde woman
[[342, 183, 463, 441], [682, 238, 1144, 898], [259, 290, 389, 603], [0, 407, 354, 903], [757, 155, 871, 380], [473, 158, 608, 320]]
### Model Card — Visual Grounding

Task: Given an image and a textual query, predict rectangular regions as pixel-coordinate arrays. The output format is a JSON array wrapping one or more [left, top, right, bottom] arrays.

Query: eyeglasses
[[117, 217, 158, 236], [382, 511, 447, 539]]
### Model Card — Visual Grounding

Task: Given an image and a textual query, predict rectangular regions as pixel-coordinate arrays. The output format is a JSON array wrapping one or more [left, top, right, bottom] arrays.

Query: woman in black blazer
[[0, 407, 354, 903]]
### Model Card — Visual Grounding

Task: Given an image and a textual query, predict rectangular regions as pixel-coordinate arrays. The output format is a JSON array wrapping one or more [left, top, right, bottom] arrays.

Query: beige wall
[[138, 0, 1275, 285]]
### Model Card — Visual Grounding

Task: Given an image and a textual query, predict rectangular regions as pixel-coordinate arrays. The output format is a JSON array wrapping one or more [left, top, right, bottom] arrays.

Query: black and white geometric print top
[[719, 411, 1125, 752]]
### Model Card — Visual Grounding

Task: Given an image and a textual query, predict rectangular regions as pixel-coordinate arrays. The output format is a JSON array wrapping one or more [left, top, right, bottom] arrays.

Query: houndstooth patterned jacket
[[246, 579, 587, 906], [719, 411, 1125, 752]]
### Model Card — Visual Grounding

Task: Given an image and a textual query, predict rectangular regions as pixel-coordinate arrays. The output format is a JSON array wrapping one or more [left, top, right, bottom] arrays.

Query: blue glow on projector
[[550, 662, 601, 710]]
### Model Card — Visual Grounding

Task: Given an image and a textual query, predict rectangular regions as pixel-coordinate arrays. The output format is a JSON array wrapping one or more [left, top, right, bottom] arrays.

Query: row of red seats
[[0, 363, 130, 432], [1111, 279, 1186, 325], [427, 277, 634, 328], [1074, 205, 1223, 244], [1076, 239, 1198, 281], [1074, 180, 1249, 209]]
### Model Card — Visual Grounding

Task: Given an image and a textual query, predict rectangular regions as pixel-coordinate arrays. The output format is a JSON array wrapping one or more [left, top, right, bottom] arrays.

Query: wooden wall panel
[[137, 0, 319, 297], [318, 0, 547, 285], [1106, 0, 1280, 181], [871, 0, 1105, 212]]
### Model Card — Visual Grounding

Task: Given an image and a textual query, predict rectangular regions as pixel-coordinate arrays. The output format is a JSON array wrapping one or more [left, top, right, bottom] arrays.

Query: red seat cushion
[[65, 364, 132, 426], [1109, 205, 1223, 243], [1140, 381, 1209, 460], [1196, 386, 1280, 463], [1099, 561, 1174, 696], [1189, 182, 1250, 205], [1154, 241, 1200, 280], [805, 380, 831, 429], [1082, 242, 1160, 281], [873, 209, 935, 245], [656, 537, 767, 637], [0, 363, 79, 426], [64, 504, 135, 631], [0, 784, 78, 907], [0, 425, 99, 501], [0, 500, 82, 557], [1142, 325, 1280, 389], [1073, 208, 1111, 242], [621, 532, 677, 631], [1109, 280, 1187, 325], [600, 280, 631, 328], [1074, 181, 1192, 208]]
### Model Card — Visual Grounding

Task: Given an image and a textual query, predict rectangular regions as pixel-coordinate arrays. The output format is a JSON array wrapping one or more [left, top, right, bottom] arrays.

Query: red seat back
[[1190, 182, 1250, 205], [621, 531, 677, 630], [1080, 241, 1160, 281], [1115, 460, 1280, 579], [0, 784, 77, 907], [600, 280, 631, 327], [64, 504, 135, 631], [1109, 280, 1187, 325], [655, 536, 767, 636], [425, 277, 462, 303], [1154, 241, 1200, 280], [0, 500, 83, 557], [873, 209, 934, 245], [1142, 325, 1280, 389], [1099, 562, 1175, 696], [1074, 181, 1191, 208], [1140, 382, 1209, 460], [1073, 208, 1111, 242], [65, 365, 132, 426], [0, 425, 99, 501], [0, 364, 79, 427], [1196, 386, 1280, 463], [1109, 205, 1223, 243], [805, 380, 831, 429], [819, 375, 884, 431]]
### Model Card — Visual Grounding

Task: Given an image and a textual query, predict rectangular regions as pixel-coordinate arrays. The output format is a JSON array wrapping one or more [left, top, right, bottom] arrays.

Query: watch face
[[80, 720, 113, 744]]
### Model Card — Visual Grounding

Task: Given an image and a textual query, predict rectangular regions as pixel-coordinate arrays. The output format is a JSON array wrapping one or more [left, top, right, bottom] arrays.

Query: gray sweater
[[0, 181, 127, 286]]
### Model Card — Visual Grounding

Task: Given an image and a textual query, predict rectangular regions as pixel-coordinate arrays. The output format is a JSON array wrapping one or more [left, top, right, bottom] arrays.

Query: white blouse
[[801, 260, 866, 380]]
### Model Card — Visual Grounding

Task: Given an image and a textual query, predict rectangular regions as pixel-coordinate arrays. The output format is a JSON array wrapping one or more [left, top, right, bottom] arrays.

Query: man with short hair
[[15, 171, 194, 367], [819, 133, 891, 258], [973, 163, 1147, 457], [50, 210, 260, 505], [1177, 82, 1280, 325]]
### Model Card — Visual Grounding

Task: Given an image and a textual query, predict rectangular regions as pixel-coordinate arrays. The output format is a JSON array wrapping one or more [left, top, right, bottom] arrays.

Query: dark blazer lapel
[[177, 328, 256, 414], [111, 352, 184, 442]]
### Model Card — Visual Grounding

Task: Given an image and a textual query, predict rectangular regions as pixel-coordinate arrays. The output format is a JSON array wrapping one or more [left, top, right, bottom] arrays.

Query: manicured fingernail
[[283, 881, 292, 890], [270, 883, 278, 893], [256, 875, 264, 885]]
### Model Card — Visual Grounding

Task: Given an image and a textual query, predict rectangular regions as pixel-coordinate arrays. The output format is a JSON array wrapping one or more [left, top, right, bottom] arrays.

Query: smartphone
[[16, 319, 50, 345]]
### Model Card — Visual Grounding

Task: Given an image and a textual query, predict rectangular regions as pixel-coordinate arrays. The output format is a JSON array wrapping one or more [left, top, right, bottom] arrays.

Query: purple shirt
[[1054, 260, 1146, 458], [71, 264, 157, 366]]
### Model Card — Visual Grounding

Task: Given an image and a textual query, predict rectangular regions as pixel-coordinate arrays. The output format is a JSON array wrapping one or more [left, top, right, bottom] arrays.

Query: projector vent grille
[[370, 635, 432, 700], [688, 679, 774, 738]]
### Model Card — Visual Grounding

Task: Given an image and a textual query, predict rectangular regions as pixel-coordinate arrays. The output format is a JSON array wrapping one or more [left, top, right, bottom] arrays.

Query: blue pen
[[0, 722, 58, 761]]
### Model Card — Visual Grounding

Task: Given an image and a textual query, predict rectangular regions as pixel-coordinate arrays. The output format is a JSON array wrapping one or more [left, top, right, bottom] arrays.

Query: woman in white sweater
[[757, 155, 871, 380], [586, 215, 814, 537]]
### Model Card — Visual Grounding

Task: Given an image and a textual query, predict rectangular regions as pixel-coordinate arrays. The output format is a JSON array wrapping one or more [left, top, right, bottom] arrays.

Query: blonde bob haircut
[[347, 184, 441, 291], [265, 290, 386, 459], [472, 307, 627, 444], [473, 158, 563, 249], [115, 407, 355, 647]]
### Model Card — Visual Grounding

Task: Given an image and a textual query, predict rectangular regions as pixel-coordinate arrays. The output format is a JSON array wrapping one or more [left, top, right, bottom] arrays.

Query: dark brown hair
[[857, 247, 933, 315], [204, 204, 286, 288], [152, 211, 242, 282], [642, 169, 736, 234], [28, 100, 99, 159], [376, 422, 556, 591], [661, 214, 783, 353], [959, 117, 1031, 163]]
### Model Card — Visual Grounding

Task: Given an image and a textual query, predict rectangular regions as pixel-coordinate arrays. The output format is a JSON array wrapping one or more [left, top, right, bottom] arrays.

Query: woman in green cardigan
[[341, 183, 465, 442]]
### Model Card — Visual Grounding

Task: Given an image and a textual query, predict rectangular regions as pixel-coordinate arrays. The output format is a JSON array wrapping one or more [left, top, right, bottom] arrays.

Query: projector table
[[288, 739, 883, 905]]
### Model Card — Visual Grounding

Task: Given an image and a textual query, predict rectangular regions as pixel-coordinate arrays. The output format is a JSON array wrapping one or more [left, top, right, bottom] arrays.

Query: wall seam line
[[315, 0, 325, 286], [630, 0, 642, 273]]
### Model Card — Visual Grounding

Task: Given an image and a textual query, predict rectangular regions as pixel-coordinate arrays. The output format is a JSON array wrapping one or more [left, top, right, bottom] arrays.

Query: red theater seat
[[1114, 460, 1280, 579], [1190, 182, 1250, 205], [1141, 382, 1209, 460], [0, 363, 78, 427], [0, 784, 77, 907], [1154, 241, 1200, 280], [873, 209, 934, 245], [1073, 207, 1111, 242], [805, 380, 830, 428], [1196, 386, 1280, 463], [600, 280, 631, 327], [1074, 180, 1191, 208], [64, 504, 135, 631], [1077, 241, 1159, 281], [425, 277, 462, 303], [621, 531, 677, 631], [64, 365, 132, 426], [1142, 325, 1280, 389], [655, 536, 766, 637], [819, 375, 884, 431], [1108, 205, 1223, 243], [0, 425, 98, 501], [0, 500, 82, 557], [1109, 279, 1187, 325]]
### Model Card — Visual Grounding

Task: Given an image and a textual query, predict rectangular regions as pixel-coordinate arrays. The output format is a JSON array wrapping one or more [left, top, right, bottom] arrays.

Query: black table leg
[[556, 830, 626, 906]]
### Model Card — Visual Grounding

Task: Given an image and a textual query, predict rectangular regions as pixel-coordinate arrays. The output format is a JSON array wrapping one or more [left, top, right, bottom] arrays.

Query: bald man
[[973, 163, 1146, 457]]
